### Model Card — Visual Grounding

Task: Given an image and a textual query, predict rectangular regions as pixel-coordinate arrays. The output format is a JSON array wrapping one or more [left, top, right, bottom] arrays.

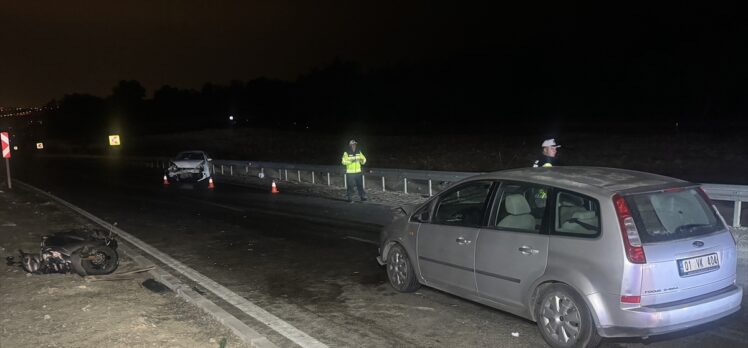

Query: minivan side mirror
[[413, 210, 430, 223]]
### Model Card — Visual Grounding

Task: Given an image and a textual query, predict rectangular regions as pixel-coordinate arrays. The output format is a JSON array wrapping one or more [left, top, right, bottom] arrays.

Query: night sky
[[2, 1, 747, 113]]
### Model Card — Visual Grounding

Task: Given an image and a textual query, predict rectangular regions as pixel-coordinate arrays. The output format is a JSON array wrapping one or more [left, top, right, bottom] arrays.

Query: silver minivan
[[377, 167, 742, 348]]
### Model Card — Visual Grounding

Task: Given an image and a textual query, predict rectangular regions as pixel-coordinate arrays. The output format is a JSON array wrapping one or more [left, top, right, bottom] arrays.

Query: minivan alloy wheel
[[540, 292, 581, 343], [388, 251, 407, 286], [536, 284, 601, 348], [385, 244, 420, 292]]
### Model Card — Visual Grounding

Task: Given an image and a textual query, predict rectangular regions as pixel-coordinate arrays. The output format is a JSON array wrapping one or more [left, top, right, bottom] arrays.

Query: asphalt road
[[9, 155, 748, 347]]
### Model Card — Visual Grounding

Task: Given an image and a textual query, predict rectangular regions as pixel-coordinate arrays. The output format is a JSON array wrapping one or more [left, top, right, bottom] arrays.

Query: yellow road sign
[[108, 135, 121, 146]]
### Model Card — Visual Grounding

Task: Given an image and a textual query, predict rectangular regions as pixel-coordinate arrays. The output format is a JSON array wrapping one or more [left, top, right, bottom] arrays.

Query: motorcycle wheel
[[71, 246, 119, 276], [22, 255, 41, 273]]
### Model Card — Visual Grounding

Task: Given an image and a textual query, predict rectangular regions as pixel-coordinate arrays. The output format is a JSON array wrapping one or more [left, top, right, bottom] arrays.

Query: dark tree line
[[38, 52, 748, 146]]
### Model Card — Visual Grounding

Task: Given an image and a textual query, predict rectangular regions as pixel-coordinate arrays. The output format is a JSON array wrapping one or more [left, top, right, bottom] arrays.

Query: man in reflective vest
[[533, 138, 561, 168], [533, 138, 561, 203], [342, 139, 367, 202]]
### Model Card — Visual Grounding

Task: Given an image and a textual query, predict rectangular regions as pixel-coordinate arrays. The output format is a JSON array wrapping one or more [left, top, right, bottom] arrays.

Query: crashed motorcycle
[[19, 229, 119, 276]]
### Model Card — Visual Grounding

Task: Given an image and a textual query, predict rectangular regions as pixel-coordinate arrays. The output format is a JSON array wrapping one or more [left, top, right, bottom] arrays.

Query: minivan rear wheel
[[386, 244, 420, 292], [536, 284, 601, 348]]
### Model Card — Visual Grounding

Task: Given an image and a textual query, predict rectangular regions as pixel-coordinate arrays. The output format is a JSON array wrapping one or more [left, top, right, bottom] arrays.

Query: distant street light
[[229, 115, 234, 121]]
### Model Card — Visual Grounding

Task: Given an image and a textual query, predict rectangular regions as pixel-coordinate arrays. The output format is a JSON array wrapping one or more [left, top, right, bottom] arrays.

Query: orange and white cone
[[271, 180, 279, 194], [163, 175, 170, 185], [208, 177, 215, 189]]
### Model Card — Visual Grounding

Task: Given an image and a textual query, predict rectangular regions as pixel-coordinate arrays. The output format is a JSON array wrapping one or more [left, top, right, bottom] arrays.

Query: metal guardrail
[[205, 160, 476, 196], [702, 184, 748, 228], [137, 157, 748, 228]]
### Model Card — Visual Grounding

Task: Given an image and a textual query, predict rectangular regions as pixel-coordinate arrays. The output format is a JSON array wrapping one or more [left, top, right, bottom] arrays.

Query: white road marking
[[16, 180, 328, 348]]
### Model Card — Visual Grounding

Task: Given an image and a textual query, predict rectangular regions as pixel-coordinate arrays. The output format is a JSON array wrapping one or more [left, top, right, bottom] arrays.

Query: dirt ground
[[0, 185, 252, 348]]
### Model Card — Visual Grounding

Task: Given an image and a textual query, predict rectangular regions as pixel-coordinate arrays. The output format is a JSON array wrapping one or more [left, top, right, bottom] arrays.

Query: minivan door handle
[[518, 246, 539, 255], [456, 236, 472, 245]]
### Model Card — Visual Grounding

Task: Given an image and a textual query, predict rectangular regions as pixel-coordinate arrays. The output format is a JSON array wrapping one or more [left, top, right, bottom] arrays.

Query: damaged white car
[[165, 150, 213, 184]]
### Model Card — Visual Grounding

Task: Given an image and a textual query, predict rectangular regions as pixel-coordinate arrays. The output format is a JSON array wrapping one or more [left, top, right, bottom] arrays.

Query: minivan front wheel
[[386, 244, 420, 292], [536, 284, 601, 348]]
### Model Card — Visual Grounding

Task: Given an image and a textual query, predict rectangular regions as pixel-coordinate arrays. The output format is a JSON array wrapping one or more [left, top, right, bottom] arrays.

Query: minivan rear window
[[626, 188, 723, 243]]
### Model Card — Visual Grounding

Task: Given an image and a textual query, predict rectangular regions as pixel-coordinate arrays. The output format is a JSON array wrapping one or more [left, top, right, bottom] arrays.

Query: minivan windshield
[[176, 152, 204, 160], [627, 188, 723, 243]]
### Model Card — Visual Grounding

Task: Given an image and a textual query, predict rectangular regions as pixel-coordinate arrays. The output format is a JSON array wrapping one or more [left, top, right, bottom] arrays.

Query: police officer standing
[[342, 139, 367, 202], [533, 138, 561, 168]]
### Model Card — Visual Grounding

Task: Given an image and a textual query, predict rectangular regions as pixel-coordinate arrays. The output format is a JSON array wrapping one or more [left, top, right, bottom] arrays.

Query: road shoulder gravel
[[0, 185, 255, 348]]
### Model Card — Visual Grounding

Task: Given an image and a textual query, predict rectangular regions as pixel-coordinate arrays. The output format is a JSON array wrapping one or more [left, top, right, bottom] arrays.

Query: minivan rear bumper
[[593, 284, 743, 338]]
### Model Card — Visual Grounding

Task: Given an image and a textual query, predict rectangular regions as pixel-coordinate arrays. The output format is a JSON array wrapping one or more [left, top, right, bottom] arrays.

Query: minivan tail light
[[613, 194, 646, 264]]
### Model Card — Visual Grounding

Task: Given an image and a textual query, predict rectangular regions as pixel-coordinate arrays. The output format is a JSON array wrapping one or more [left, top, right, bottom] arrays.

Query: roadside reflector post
[[297, 170, 301, 183], [344, 174, 347, 189], [284, 169, 288, 181], [220, 165, 224, 175], [245, 164, 249, 175], [735, 200, 743, 228], [312, 171, 315, 184], [1, 131, 11, 189], [362, 175, 366, 190], [230, 165, 233, 176], [382, 176, 386, 192], [404, 178, 408, 194], [327, 172, 330, 186], [429, 179, 433, 196]]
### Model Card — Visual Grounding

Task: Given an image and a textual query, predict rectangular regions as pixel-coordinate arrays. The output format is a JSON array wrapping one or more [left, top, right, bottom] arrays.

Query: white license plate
[[678, 253, 720, 276]]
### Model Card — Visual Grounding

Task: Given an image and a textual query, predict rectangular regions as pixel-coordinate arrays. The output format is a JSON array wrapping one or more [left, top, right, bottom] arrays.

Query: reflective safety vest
[[342, 150, 366, 173], [533, 157, 554, 168]]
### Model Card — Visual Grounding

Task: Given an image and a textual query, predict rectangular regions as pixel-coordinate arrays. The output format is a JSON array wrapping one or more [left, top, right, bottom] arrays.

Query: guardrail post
[[327, 173, 330, 186], [284, 169, 288, 181], [382, 177, 386, 192], [734, 201, 743, 228], [297, 170, 301, 183], [344, 174, 347, 189], [429, 179, 433, 196], [312, 171, 315, 184], [404, 178, 408, 194]]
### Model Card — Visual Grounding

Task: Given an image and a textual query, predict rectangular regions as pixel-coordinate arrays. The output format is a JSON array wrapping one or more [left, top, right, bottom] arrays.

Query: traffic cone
[[163, 175, 170, 185], [271, 180, 279, 194], [208, 177, 215, 189]]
